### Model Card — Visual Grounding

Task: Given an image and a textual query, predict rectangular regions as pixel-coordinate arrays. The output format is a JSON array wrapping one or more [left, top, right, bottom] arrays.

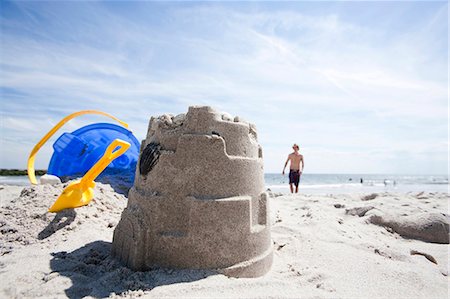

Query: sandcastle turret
[[112, 106, 272, 277]]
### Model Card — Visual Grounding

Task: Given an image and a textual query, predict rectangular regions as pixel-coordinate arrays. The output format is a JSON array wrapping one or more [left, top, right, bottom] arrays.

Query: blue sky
[[0, 1, 448, 174]]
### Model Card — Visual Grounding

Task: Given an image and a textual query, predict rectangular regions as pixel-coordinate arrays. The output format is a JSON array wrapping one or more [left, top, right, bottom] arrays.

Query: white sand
[[0, 184, 448, 298]]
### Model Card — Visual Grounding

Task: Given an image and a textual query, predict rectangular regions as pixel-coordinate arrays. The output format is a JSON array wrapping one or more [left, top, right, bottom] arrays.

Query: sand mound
[[368, 212, 450, 244], [0, 183, 127, 255], [361, 193, 378, 201], [345, 206, 375, 217]]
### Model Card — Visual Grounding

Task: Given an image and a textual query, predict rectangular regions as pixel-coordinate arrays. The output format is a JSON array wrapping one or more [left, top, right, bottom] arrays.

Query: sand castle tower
[[112, 106, 272, 277]]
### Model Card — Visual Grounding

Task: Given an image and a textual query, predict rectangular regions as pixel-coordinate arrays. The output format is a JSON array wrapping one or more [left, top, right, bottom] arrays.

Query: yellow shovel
[[48, 139, 131, 213]]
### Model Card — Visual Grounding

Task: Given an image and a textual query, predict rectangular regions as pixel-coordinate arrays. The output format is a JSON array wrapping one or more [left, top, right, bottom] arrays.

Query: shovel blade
[[48, 181, 95, 213]]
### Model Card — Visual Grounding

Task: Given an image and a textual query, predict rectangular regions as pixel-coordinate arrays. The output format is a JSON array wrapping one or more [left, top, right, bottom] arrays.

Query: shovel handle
[[80, 139, 131, 188]]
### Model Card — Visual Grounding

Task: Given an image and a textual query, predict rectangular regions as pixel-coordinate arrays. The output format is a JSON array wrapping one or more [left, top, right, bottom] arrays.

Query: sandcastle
[[112, 106, 272, 277]]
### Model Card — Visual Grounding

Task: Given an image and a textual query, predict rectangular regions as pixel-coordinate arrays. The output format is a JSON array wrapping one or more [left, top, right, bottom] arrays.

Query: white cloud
[[0, 2, 447, 174]]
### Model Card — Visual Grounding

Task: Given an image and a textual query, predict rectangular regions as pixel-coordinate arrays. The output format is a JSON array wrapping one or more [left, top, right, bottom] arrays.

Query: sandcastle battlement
[[144, 106, 261, 158], [112, 106, 272, 277]]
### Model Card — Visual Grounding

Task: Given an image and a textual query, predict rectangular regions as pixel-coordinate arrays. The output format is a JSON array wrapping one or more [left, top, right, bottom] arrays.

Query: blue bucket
[[47, 123, 140, 194]]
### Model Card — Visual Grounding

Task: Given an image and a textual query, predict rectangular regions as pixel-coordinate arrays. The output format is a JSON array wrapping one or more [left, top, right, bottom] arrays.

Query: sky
[[0, 1, 448, 174]]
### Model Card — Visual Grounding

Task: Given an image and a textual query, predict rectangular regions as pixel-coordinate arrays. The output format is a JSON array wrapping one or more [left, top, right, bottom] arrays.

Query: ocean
[[265, 173, 449, 194], [1, 173, 448, 195]]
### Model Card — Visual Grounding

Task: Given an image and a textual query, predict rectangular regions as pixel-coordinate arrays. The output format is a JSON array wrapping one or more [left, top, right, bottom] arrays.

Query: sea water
[[1, 174, 448, 195], [0, 175, 35, 186], [265, 173, 449, 194]]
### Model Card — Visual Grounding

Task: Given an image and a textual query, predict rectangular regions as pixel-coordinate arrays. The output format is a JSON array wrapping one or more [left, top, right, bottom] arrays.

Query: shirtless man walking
[[282, 144, 304, 193]]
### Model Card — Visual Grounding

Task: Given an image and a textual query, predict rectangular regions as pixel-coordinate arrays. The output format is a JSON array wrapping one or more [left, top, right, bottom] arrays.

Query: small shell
[[173, 113, 186, 125], [234, 116, 247, 123], [222, 113, 233, 121], [160, 114, 173, 125]]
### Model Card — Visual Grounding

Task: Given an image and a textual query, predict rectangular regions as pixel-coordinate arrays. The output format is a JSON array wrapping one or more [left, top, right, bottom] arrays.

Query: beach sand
[[0, 183, 448, 298]]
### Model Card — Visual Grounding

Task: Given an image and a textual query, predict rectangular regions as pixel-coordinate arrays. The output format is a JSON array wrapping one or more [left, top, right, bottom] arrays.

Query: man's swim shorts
[[289, 169, 301, 187]]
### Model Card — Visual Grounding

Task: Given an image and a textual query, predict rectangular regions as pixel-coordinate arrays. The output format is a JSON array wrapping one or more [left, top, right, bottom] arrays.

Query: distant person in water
[[282, 144, 304, 193]]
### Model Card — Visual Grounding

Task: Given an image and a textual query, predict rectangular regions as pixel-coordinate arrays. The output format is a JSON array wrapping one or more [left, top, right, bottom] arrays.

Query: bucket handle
[[27, 110, 129, 185]]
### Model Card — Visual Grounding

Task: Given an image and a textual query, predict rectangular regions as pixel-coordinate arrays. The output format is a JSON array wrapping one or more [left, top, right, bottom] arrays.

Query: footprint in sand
[[275, 211, 282, 223], [305, 273, 336, 292]]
